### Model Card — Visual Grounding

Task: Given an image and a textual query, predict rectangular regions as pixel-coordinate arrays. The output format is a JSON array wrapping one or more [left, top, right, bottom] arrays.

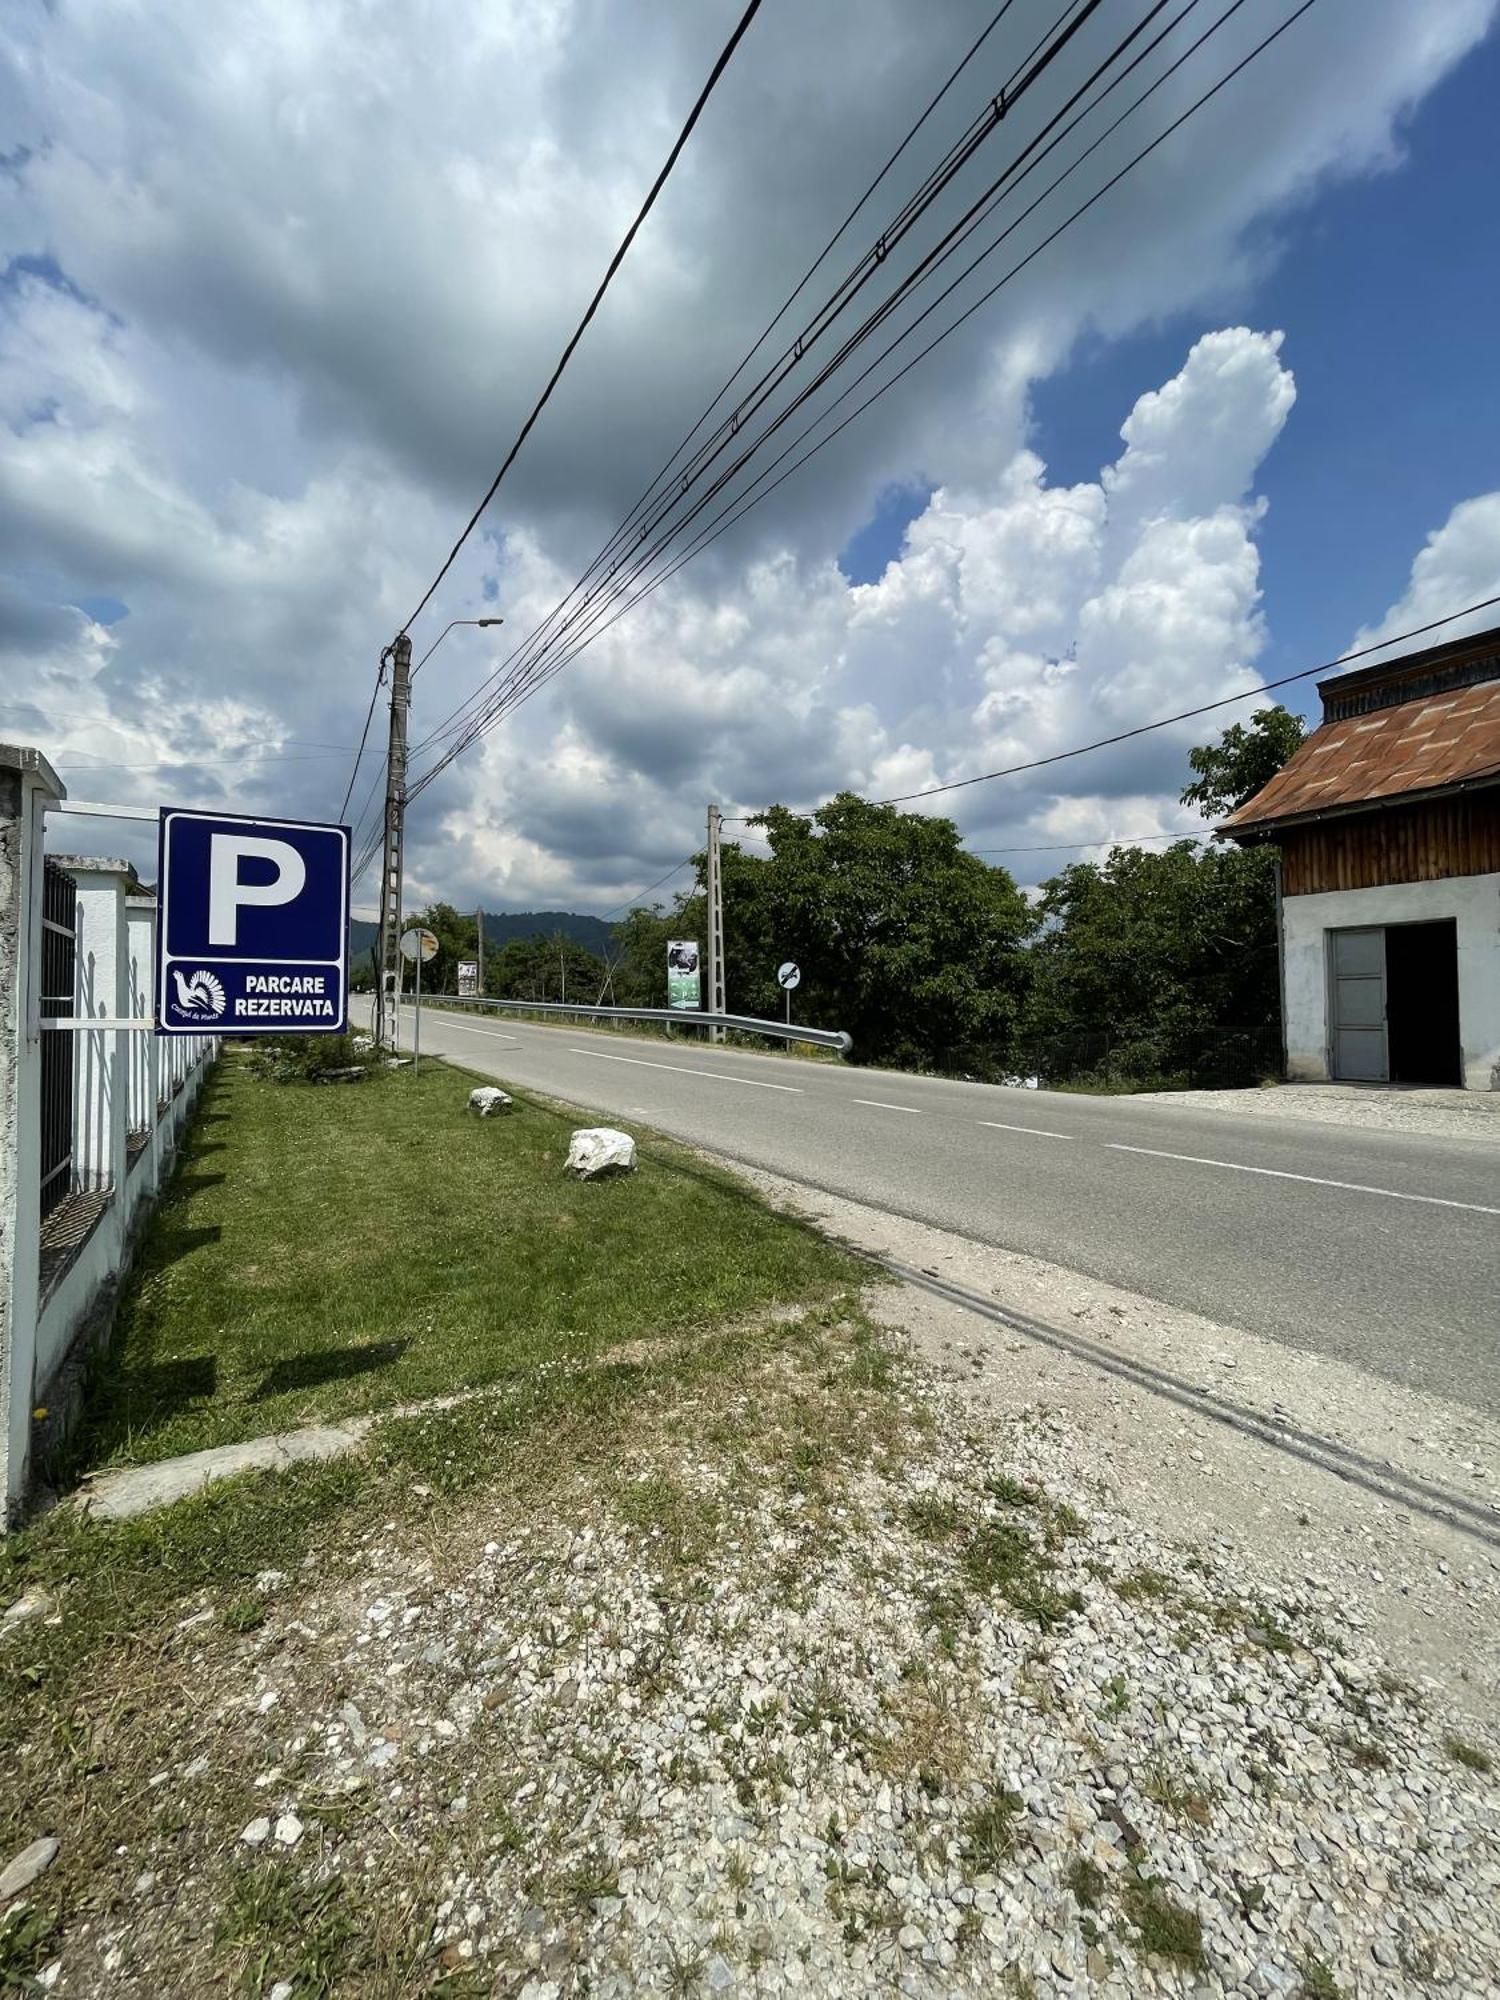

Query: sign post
[[400, 927, 439, 1072], [777, 959, 801, 1028], [156, 808, 349, 1035]]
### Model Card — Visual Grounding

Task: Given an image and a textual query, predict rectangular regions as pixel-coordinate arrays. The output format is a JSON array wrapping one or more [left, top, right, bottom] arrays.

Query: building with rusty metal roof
[[1223, 623, 1500, 1090]]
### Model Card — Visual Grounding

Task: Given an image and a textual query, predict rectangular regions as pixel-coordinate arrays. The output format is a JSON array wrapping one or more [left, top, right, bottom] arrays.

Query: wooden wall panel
[[1280, 793, 1500, 896]]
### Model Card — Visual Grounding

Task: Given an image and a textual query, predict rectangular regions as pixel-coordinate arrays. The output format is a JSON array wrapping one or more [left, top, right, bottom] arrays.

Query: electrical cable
[[405, 0, 1115, 764], [405, 0, 1027, 759], [718, 592, 1500, 820], [337, 652, 388, 820], [402, 0, 766, 636], [409, 0, 1296, 794], [409, 0, 1178, 782]]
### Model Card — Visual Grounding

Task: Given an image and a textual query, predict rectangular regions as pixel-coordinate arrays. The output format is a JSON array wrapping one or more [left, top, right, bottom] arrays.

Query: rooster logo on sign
[[172, 969, 226, 1020]]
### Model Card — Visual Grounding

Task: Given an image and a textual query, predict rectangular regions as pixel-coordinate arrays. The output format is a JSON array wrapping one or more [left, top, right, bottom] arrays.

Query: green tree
[[486, 931, 606, 1003], [732, 794, 1033, 1071], [405, 902, 476, 993], [1024, 842, 1280, 1086], [1180, 704, 1305, 818]]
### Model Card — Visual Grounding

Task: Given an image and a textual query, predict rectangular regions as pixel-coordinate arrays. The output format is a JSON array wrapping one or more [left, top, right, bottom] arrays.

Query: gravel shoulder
[[5, 1279, 1497, 1997], [737, 1163, 1500, 1725], [1134, 1083, 1500, 1143]]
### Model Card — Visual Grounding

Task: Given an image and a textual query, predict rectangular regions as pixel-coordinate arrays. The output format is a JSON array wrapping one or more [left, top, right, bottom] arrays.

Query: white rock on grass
[[0, 1837, 59, 1904], [273, 1813, 303, 1847], [564, 1128, 636, 1178], [239, 1817, 271, 1847], [468, 1086, 513, 1117]]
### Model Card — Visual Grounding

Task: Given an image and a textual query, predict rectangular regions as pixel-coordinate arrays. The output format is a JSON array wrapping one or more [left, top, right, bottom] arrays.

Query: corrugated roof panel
[[1223, 679, 1500, 831]]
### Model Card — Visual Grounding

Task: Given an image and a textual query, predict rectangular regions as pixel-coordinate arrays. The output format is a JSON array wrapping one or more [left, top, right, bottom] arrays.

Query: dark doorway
[[1385, 919, 1461, 1086]]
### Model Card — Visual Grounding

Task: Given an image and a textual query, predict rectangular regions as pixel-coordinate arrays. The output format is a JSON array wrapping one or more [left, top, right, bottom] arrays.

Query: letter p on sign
[[207, 834, 308, 945]]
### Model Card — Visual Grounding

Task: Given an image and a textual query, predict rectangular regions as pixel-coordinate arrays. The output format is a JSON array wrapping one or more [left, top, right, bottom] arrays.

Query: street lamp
[[412, 616, 504, 678]]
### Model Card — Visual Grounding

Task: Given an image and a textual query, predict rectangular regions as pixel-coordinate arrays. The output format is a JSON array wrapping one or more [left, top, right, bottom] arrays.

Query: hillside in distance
[[348, 909, 616, 962]]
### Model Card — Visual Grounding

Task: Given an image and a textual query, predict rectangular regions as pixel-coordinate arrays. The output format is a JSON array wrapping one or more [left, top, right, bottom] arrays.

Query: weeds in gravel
[[0, 1900, 61, 1991], [986, 1473, 1038, 1507], [563, 1852, 620, 1912], [1140, 1752, 1218, 1827], [906, 1494, 962, 1539], [1123, 1877, 1206, 1969], [1066, 1856, 1107, 1910], [1333, 1730, 1389, 1772], [219, 1595, 266, 1634], [215, 1862, 361, 1994], [1100, 1673, 1130, 1718], [1298, 1952, 1346, 1998], [960, 1786, 1024, 1872], [1114, 1567, 1178, 1604], [1443, 1735, 1493, 1774]]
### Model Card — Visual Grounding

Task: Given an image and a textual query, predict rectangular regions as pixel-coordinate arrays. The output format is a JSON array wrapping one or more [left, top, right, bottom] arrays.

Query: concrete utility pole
[[374, 633, 412, 1050], [705, 803, 726, 1043]]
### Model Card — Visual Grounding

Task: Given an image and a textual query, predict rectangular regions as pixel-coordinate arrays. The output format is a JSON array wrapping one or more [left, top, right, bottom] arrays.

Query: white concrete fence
[[1, 745, 216, 1524]]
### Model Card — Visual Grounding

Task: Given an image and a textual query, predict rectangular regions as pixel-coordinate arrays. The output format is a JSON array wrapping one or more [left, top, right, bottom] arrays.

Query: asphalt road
[[371, 1002, 1500, 1415]]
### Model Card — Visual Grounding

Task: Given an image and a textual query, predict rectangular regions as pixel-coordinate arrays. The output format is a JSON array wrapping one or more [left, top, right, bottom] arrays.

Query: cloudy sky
[[3, 0, 1500, 918]]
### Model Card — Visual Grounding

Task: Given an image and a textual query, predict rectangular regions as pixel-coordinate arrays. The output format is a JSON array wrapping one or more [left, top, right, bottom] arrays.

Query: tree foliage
[[1024, 842, 1280, 1086], [1179, 704, 1305, 818]]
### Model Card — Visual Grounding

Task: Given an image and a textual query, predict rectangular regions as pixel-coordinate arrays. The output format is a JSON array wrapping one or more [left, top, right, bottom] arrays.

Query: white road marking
[[569, 1048, 801, 1092], [1106, 1143, 1500, 1216], [977, 1120, 1072, 1141], [411, 1015, 521, 1046], [852, 1098, 923, 1114]]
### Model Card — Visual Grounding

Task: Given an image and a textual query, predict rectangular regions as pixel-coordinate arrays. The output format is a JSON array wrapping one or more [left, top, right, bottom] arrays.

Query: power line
[[600, 856, 698, 922], [407, 0, 1293, 796], [404, 0, 1027, 764], [405, 0, 1122, 774], [338, 654, 387, 819], [401, 0, 766, 637], [469, 0, 1265, 746], [720, 592, 1500, 822]]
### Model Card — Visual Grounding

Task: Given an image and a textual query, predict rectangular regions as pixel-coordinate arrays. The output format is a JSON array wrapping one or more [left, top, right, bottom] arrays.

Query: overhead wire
[[404, 0, 1117, 769], [718, 593, 1500, 821], [401, 0, 766, 636], [436, 0, 1262, 759], [408, 0, 1294, 796], [404, 0, 1028, 762], [408, 0, 1126, 773]]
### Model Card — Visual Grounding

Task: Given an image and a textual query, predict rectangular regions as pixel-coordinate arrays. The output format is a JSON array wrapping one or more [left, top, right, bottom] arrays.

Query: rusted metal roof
[[1223, 676, 1500, 833]]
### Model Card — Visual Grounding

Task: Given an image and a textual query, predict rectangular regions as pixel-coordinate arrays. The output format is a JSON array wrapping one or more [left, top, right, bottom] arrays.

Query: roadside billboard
[[667, 938, 701, 1011], [457, 959, 480, 995]]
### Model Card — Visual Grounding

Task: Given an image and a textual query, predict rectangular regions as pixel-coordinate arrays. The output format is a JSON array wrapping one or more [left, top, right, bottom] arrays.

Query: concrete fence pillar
[[1, 744, 66, 1523]]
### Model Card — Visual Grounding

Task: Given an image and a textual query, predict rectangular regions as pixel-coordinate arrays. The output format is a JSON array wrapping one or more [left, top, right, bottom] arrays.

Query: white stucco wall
[[1282, 870, 1500, 1091]]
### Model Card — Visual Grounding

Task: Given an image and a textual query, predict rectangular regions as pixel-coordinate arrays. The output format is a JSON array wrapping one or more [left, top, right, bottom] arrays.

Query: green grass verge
[[67, 1051, 863, 1469]]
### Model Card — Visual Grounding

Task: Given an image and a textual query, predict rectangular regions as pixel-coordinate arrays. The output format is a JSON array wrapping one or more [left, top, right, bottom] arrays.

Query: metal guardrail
[[417, 992, 853, 1054]]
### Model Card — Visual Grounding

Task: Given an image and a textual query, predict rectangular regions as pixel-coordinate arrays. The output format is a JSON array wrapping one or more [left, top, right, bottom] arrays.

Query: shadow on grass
[[145, 1222, 223, 1266], [94, 1354, 220, 1444], [171, 1172, 228, 1198], [251, 1339, 410, 1403]]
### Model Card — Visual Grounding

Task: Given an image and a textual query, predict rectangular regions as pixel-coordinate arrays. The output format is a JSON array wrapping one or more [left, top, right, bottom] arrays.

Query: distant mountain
[[347, 909, 616, 964]]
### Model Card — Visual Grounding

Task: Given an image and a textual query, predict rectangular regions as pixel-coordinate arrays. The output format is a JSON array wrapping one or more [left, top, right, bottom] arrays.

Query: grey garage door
[[1329, 926, 1388, 1081]]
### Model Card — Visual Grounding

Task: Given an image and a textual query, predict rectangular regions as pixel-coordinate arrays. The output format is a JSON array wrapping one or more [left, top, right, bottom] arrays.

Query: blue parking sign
[[156, 808, 350, 1035]]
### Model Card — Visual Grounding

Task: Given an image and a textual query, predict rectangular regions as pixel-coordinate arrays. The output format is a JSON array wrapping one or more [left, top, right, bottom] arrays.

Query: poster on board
[[667, 939, 701, 1011]]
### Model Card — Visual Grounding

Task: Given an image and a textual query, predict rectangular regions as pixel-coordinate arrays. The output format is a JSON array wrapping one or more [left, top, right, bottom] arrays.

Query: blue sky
[[842, 22, 1500, 716], [5, 0, 1498, 907]]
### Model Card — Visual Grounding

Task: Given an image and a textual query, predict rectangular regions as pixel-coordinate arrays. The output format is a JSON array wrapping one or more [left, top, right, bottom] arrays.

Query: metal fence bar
[[38, 861, 75, 1221], [416, 992, 853, 1054]]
